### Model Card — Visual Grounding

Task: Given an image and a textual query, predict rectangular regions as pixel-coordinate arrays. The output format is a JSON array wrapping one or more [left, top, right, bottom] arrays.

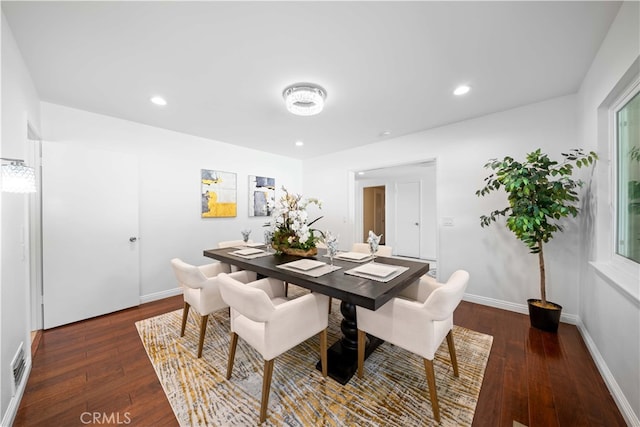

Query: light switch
[[442, 217, 454, 227]]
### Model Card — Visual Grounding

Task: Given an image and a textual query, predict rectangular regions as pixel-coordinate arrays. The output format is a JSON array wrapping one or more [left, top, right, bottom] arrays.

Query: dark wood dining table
[[203, 246, 430, 384]]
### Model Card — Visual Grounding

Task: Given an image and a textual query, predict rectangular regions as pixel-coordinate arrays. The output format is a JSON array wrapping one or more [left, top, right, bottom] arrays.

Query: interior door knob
[[129, 237, 138, 242], [415, 222, 419, 226]]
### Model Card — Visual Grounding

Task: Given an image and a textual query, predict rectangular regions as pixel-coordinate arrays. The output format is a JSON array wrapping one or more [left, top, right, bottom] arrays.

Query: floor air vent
[[11, 342, 26, 396]]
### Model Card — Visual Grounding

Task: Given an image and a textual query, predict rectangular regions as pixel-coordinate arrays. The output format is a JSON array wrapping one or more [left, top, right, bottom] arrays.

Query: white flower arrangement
[[267, 187, 322, 251]]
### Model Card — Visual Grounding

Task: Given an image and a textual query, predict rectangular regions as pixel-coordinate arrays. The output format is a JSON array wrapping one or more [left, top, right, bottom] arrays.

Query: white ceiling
[[2, 1, 621, 159]]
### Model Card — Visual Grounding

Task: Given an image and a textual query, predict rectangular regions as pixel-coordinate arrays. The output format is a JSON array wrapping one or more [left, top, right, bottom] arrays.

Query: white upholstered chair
[[351, 242, 393, 257], [356, 270, 469, 423], [218, 239, 252, 248], [170, 258, 256, 358], [218, 273, 330, 424], [218, 239, 253, 272]]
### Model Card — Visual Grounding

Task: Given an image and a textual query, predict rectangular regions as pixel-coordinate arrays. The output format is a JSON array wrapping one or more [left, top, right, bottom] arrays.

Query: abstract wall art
[[201, 169, 237, 218], [248, 175, 275, 217]]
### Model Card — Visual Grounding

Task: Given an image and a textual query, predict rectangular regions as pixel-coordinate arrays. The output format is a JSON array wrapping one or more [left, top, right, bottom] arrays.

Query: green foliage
[[476, 148, 597, 253], [476, 148, 597, 305]]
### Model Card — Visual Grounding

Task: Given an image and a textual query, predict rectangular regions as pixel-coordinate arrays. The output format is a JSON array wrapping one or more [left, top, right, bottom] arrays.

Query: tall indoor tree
[[476, 148, 597, 331]]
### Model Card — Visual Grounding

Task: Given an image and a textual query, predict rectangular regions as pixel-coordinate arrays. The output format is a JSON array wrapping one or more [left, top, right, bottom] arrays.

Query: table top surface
[[203, 246, 430, 311]]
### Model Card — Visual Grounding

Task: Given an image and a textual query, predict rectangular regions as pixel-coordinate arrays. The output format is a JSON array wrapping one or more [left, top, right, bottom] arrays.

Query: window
[[615, 85, 640, 264]]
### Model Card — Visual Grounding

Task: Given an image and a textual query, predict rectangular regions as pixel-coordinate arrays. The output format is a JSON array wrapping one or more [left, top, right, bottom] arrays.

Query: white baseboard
[[576, 320, 640, 427], [463, 293, 529, 315], [139, 287, 182, 304], [463, 293, 638, 425], [1, 359, 31, 427], [462, 293, 579, 325]]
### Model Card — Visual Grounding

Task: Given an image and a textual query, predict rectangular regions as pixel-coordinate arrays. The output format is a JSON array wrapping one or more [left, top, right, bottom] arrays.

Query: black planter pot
[[527, 299, 562, 333]]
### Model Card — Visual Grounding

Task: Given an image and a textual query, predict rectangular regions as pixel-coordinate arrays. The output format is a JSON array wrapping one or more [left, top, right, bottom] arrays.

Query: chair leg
[[260, 359, 275, 424], [319, 329, 328, 377], [196, 314, 209, 358], [424, 359, 440, 423], [226, 332, 238, 380], [357, 329, 366, 378], [180, 302, 190, 337], [446, 329, 459, 377]]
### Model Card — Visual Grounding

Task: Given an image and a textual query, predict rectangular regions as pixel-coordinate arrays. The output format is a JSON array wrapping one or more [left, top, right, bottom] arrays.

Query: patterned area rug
[[136, 290, 492, 426]]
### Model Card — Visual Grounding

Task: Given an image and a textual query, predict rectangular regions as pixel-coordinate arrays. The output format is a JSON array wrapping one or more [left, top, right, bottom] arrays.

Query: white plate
[[233, 248, 264, 256], [353, 263, 397, 278], [286, 259, 325, 271], [336, 252, 371, 261], [245, 242, 264, 247]]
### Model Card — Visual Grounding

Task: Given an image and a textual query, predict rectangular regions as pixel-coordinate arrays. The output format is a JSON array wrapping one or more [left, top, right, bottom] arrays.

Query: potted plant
[[476, 148, 597, 332], [266, 187, 323, 257]]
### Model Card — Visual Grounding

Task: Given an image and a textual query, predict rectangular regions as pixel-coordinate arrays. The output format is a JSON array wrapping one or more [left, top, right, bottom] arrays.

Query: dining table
[[203, 245, 430, 384]]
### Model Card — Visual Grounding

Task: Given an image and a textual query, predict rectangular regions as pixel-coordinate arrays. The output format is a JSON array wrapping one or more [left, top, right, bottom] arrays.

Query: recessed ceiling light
[[295, 141, 304, 147], [453, 85, 471, 96], [358, 171, 365, 176], [379, 130, 392, 137], [150, 96, 167, 106]]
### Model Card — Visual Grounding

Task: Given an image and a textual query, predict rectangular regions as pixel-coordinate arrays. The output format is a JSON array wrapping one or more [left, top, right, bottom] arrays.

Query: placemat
[[277, 261, 342, 277], [229, 250, 273, 260], [344, 263, 409, 282], [328, 252, 374, 263]]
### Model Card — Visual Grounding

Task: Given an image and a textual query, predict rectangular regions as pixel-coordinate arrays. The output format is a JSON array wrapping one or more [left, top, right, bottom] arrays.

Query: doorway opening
[[362, 186, 386, 244], [354, 159, 437, 261]]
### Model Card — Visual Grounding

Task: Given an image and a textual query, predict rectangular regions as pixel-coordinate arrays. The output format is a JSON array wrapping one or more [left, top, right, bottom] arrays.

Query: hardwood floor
[[14, 297, 626, 426]]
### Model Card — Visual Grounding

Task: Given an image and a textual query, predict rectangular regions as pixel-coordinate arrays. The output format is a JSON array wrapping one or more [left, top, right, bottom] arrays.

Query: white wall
[[578, 1, 640, 423], [40, 103, 304, 301], [0, 12, 41, 424], [303, 94, 583, 317]]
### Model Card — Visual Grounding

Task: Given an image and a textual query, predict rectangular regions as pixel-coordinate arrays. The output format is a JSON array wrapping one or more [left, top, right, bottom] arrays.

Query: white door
[[42, 142, 139, 328], [395, 181, 420, 258]]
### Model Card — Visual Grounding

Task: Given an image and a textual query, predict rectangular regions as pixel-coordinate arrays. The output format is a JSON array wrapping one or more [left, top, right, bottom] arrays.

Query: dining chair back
[[355, 270, 469, 422], [217, 239, 253, 271], [170, 258, 255, 358], [218, 273, 330, 423], [351, 242, 393, 256]]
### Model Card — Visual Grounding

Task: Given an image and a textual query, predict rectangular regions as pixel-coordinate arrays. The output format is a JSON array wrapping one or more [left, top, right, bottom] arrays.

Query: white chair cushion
[[217, 239, 253, 271], [217, 239, 252, 248], [356, 270, 468, 360], [399, 275, 439, 303], [171, 258, 255, 316], [219, 273, 329, 361]]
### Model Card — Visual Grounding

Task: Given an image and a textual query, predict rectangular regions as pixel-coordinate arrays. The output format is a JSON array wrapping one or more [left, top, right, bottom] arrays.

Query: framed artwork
[[248, 175, 275, 217], [201, 169, 237, 218]]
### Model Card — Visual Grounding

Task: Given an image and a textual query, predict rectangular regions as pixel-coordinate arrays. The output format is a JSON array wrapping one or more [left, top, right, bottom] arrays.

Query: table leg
[[339, 300, 359, 351], [316, 300, 383, 385]]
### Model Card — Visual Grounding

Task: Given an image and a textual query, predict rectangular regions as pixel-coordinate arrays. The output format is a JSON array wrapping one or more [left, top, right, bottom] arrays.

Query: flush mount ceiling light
[[283, 83, 326, 116], [150, 96, 167, 106], [453, 85, 471, 96], [1, 158, 36, 193]]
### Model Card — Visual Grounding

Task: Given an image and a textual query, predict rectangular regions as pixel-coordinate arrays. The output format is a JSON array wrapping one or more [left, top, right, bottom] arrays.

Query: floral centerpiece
[[266, 187, 322, 256]]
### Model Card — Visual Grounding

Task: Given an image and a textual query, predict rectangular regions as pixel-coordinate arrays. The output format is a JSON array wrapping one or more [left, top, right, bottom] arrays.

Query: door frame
[[352, 158, 438, 261], [27, 123, 43, 333]]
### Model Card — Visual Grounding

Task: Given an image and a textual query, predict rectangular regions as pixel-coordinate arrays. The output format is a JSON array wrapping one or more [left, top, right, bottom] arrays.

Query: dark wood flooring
[[14, 297, 626, 426]]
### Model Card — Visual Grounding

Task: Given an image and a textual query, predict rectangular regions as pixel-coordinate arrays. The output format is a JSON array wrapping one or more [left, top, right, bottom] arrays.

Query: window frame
[[610, 75, 640, 274]]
